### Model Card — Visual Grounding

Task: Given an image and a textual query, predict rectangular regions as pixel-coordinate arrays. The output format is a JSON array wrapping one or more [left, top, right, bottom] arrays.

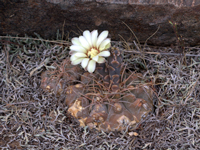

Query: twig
[[0, 35, 70, 45], [124, 49, 200, 57], [122, 21, 141, 50], [144, 25, 160, 46], [4, 45, 13, 87], [184, 74, 200, 104], [29, 58, 50, 77]]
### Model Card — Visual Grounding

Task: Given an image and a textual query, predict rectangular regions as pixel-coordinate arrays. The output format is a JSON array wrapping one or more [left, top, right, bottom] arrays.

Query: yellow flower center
[[88, 48, 99, 58]]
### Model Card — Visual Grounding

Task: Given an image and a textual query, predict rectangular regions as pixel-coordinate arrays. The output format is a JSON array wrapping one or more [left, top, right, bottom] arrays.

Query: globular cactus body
[[41, 47, 155, 131]]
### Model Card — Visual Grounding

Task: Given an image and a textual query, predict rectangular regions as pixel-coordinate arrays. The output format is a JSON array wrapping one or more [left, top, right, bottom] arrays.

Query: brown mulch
[[0, 36, 200, 149]]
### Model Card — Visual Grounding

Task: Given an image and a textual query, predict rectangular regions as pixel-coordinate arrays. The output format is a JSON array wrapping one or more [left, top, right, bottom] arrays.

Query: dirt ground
[[0, 35, 200, 149]]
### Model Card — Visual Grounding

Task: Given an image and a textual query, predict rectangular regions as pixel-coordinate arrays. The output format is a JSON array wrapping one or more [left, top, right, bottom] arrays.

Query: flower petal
[[71, 37, 81, 46], [92, 55, 99, 62], [97, 57, 105, 63], [83, 30, 92, 47], [69, 50, 76, 55], [98, 51, 110, 57], [74, 52, 87, 58], [87, 60, 96, 73], [81, 58, 90, 69], [79, 36, 90, 49], [70, 53, 78, 62], [104, 42, 111, 50], [71, 52, 87, 63], [91, 30, 98, 47], [71, 58, 84, 65], [70, 45, 87, 53], [96, 30, 109, 48], [99, 38, 111, 51]]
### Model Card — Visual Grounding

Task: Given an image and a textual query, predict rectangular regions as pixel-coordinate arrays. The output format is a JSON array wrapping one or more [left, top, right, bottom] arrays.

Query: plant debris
[[0, 36, 200, 149]]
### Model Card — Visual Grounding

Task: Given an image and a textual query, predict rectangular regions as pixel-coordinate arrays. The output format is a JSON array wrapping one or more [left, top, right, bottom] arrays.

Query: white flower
[[69, 30, 111, 73]]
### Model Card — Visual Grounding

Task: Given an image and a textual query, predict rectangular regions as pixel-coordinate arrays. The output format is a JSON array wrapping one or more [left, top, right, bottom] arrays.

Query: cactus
[[41, 47, 154, 131]]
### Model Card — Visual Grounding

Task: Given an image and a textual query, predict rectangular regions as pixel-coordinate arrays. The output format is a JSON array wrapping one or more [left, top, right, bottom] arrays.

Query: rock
[[1, 0, 200, 46]]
